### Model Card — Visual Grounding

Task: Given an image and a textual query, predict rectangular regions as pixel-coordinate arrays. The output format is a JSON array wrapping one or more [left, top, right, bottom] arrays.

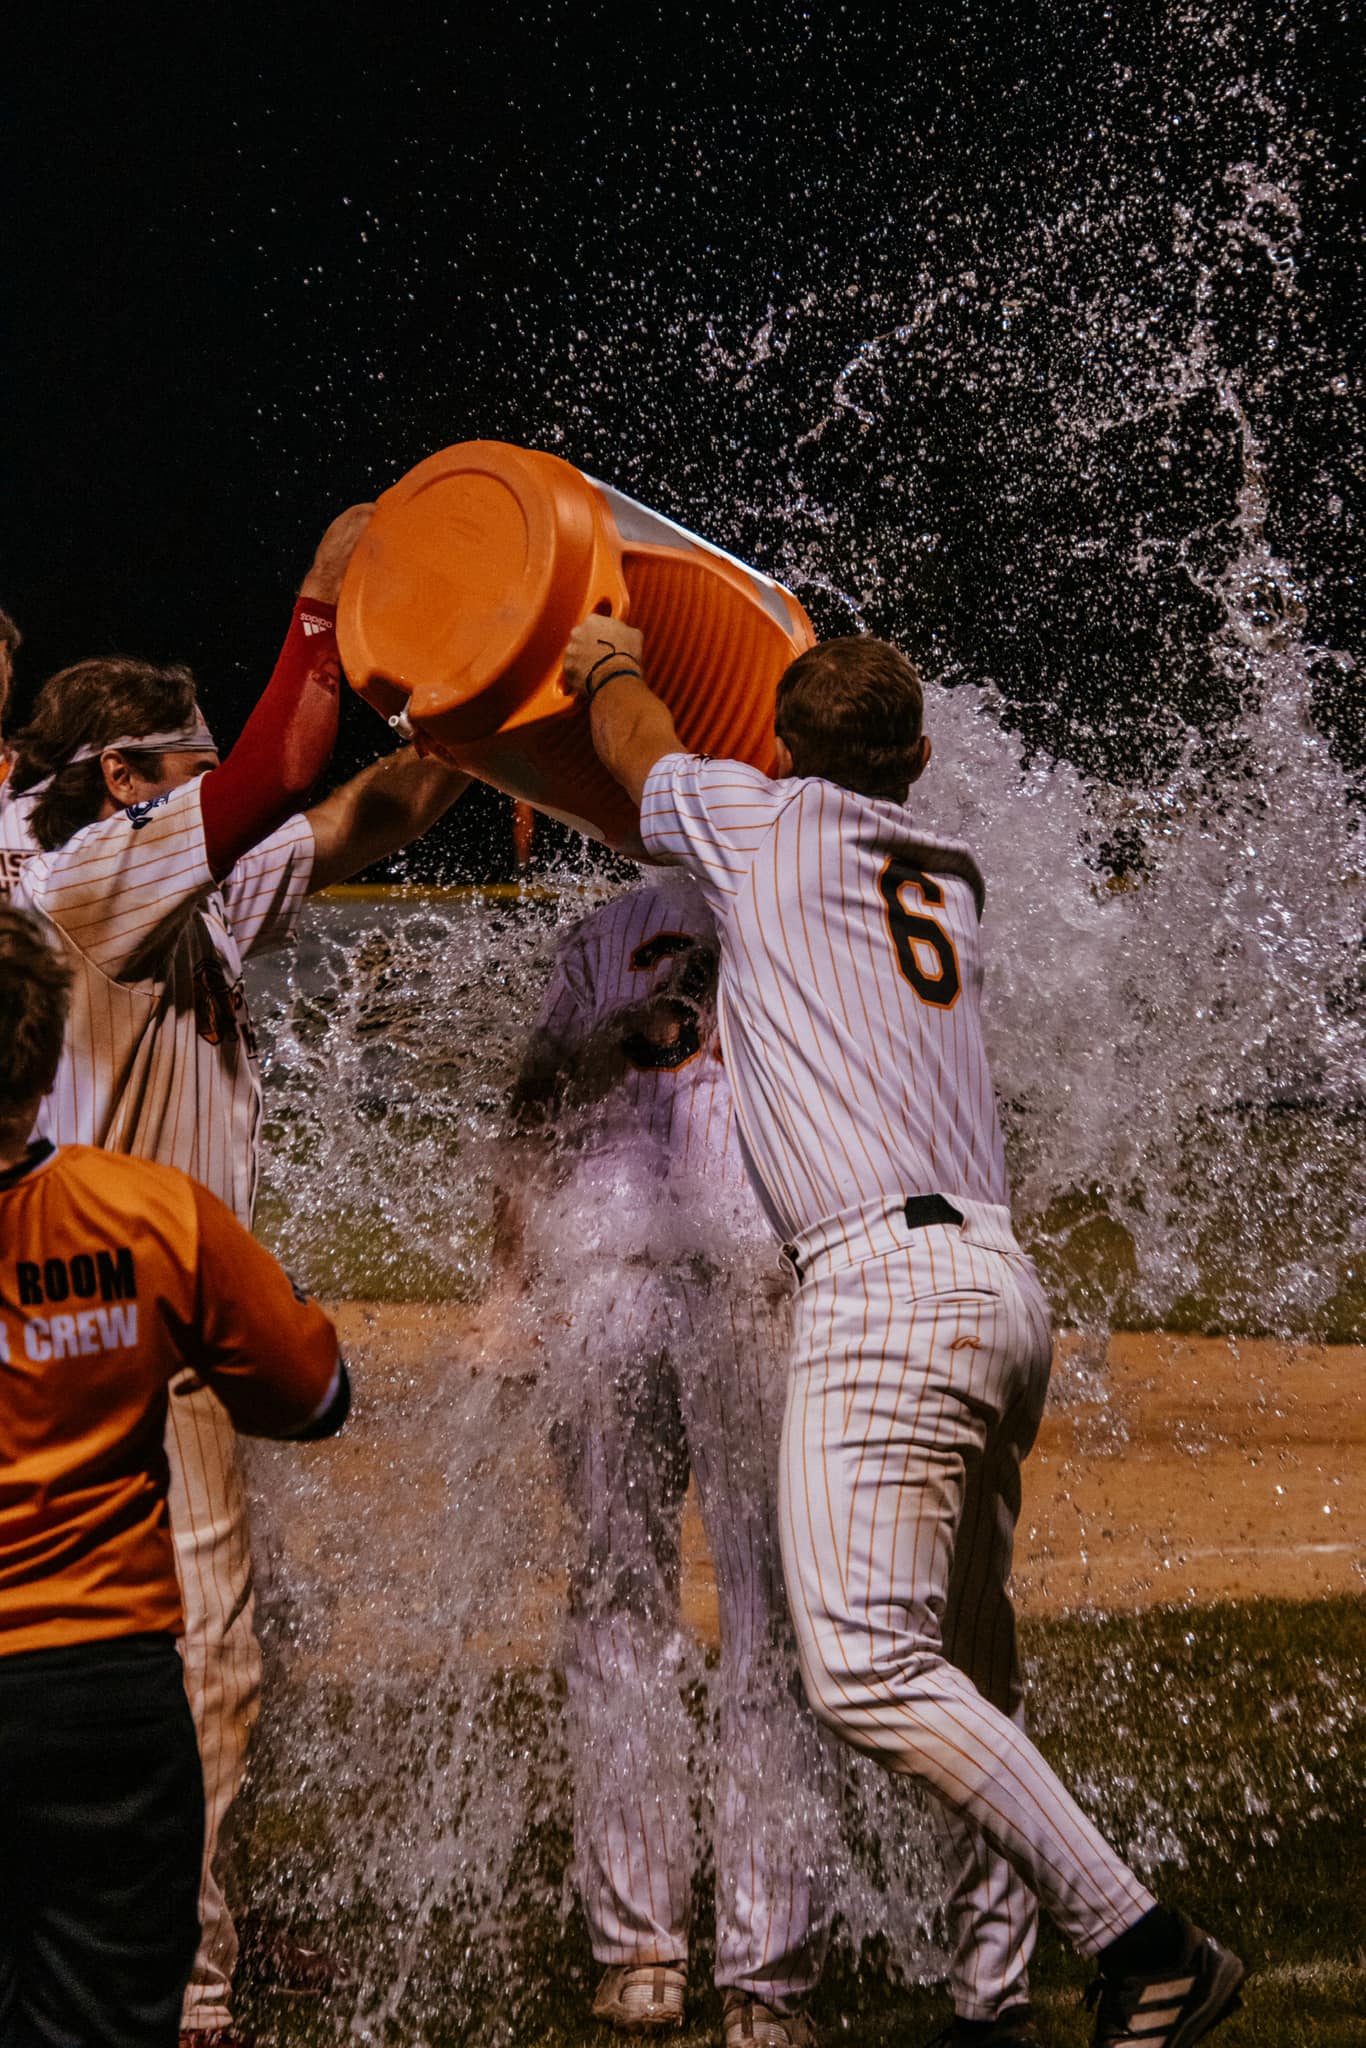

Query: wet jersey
[[515, 876, 761, 1254], [0, 1142, 340, 1655], [14, 778, 313, 1224], [639, 754, 1010, 1242]]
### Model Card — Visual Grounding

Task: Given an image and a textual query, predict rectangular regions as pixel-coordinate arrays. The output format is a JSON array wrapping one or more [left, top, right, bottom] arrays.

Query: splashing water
[[237, 46, 1361, 2045]]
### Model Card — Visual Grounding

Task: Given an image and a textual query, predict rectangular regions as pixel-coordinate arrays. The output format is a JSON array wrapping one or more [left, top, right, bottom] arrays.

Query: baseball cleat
[[1085, 1914, 1245, 2046], [591, 1962, 687, 2034], [721, 1990, 822, 2046], [924, 2005, 1043, 2044]]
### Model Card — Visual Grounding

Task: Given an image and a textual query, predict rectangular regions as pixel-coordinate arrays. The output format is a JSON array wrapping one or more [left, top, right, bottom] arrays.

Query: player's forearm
[[208, 1350, 352, 1441], [283, 1357, 353, 1441], [200, 597, 342, 880], [590, 675, 683, 810], [306, 745, 471, 890]]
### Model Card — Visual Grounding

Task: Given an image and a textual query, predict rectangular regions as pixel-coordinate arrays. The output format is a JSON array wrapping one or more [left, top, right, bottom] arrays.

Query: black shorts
[[0, 1631, 204, 2048]]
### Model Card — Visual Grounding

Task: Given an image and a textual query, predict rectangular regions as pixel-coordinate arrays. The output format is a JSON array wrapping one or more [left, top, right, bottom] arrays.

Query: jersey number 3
[[620, 931, 713, 1071], [878, 858, 961, 1008]]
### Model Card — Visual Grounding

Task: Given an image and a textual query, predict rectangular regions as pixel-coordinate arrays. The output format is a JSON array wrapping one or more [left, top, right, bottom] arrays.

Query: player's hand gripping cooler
[[336, 439, 814, 853]]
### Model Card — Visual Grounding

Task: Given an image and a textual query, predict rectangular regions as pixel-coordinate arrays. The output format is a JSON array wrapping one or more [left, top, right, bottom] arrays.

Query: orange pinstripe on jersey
[[639, 756, 1007, 1242], [0, 1145, 338, 1656], [14, 777, 313, 1220], [776, 1197, 1156, 1999]]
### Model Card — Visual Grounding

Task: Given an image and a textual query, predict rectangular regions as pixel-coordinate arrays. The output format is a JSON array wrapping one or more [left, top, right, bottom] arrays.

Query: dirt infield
[[309, 1305, 1363, 1657], [1010, 1328, 1363, 1610]]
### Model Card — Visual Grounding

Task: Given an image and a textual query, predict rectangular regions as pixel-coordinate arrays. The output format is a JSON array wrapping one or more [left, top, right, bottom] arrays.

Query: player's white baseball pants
[[555, 1252, 833, 2010], [778, 1196, 1156, 2023], [167, 1377, 263, 2034]]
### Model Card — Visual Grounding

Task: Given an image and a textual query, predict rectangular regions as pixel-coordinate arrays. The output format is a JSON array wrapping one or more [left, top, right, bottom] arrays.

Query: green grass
[[233, 1597, 1366, 2047], [252, 1182, 1366, 1340]]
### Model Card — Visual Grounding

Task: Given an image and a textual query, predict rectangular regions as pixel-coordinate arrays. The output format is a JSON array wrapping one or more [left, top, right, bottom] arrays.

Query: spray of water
[[237, 46, 1360, 2044]]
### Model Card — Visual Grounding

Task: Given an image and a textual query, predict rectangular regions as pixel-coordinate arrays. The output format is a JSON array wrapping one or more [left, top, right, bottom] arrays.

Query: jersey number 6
[[878, 857, 961, 1008]]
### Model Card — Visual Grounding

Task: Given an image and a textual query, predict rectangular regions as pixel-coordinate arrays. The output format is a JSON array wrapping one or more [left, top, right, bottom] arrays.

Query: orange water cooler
[[337, 440, 815, 854]]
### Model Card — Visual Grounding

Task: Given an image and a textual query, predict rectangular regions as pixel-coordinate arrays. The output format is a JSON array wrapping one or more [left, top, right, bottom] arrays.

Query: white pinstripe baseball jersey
[[639, 753, 1010, 1241], [14, 778, 313, 1224], [522, 874, 757, 1235], [528, 878, 831, 2002], [0, 762, 37, 900]]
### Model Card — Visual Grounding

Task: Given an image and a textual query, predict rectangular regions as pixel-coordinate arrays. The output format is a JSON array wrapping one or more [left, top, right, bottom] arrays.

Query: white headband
[[24, 710, 218, 794]]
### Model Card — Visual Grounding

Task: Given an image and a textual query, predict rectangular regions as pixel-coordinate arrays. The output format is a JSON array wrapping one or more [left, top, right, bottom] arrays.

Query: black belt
[[783, 1194, 964, 1281], [903, 1193, 964, 1231]]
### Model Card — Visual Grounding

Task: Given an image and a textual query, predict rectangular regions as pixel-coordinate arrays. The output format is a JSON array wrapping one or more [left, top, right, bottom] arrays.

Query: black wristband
[[585, 664, 643, 702], [294, 1360, 352, 1442]]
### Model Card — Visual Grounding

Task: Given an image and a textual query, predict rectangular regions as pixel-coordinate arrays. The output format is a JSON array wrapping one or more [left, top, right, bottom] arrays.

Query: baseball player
[[0, 900, 351, 2048], [0, 604, 35, 901], [558, 615, 1245, 2048], [501, 875, 832, 2047], [8, 508, 471, 2044]]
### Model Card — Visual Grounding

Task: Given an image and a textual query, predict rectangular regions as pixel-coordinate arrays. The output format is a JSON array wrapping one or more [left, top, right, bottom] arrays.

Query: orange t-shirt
[[0, 1142, 341, 1655]]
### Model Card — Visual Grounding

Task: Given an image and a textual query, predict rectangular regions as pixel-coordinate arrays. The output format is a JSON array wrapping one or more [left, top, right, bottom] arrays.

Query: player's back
[[0, 1144, 206, 1654], [0, 1140, 341, 1656], [642, 758, 1010, 1241]]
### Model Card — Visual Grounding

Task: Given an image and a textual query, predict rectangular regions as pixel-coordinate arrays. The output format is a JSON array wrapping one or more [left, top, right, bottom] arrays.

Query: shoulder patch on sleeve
[[123, 794, 173, 830]]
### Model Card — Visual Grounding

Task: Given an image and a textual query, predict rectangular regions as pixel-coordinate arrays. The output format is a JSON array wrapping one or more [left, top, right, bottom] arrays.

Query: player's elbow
[[286, 1357, 352, 1441], [201, 764, 309, 880], [225, 1358, 352, 1442]]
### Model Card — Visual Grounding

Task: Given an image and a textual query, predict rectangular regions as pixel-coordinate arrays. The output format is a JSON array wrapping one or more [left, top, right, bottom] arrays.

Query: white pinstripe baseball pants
[[556, 1253, 832, 2008], [778, 1197, 1155, 2023], [167, 1377, 262, 2033]]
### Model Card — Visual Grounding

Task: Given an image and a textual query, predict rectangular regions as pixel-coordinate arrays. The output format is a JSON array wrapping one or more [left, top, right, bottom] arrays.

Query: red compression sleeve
[[200, 596, 341, 879]]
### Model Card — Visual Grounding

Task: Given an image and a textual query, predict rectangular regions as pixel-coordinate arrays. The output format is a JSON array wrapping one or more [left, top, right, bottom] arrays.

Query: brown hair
[[10, 657, 198, 850], [774, 636, 925, 802], [0, 606, 19, 727], [0, 904, 73, 1123]]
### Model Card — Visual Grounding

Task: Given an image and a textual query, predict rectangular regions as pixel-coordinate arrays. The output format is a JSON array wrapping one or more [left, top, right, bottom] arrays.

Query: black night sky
[[4, 3, 1362, 878]]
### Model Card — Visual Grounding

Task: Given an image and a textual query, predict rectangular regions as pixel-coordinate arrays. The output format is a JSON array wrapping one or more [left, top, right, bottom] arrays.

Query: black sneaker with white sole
[[1085, 1914, 1245, 2047]]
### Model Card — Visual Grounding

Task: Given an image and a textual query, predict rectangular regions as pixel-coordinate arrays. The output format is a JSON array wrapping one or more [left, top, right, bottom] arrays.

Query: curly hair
[[0, 903, 73, 1123], [774, 636, 925, 802], [10, 656, 199, 850]]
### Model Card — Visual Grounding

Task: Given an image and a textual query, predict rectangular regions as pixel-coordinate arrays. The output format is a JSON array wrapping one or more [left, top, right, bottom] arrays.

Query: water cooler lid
[[341, 441, 578, 709]]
